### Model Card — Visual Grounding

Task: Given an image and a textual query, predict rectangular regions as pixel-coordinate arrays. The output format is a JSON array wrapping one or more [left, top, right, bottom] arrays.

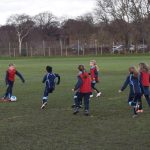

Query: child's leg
[[42, 88, 49, 103], [4, 86, 10, 98], [91, 83, 100, 93], [128, 94, 138, 116], [133, 94, 141, 113], [72, 92, 78, 107], [133, 108, 138, 115], [75, 93, 82, 108], [4, 81, 14, 99], [145, 95, 150, 107], [84, 93, 90, 113], [138, 98, 143, 110], [136, 94, 143, 112], [73, 93, 83, 114], [9, 81, 14, 98], [143, 87, 150, 106], [41, 88, 49, 109], [128, 93, 134, 106]]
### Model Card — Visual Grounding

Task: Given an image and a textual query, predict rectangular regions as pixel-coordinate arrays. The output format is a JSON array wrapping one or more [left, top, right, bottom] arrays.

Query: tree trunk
[[18, 35, 22, 56]]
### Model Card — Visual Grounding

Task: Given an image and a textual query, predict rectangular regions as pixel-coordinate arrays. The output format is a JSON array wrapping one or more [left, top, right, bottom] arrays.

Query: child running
[[119, 66, 142, 118], [72, 65, 92, 116], [41, 66, 60, 109], [138, 63, 150, 110], [3, 64, 25, 100], [90, 60, 101, 97]]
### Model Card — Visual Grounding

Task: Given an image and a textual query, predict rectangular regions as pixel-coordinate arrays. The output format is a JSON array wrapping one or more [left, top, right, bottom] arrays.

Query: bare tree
[[130, 0, 150, 45], [7, 14, 34, 55], [95, 0, 150, 49], [34, 12, 58, 28], [34, 12, 60, 39], [95, 0, 135, 49]]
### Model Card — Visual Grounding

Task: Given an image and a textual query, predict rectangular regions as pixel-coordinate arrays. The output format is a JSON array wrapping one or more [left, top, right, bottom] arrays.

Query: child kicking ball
[[2, 64, 25, 100]]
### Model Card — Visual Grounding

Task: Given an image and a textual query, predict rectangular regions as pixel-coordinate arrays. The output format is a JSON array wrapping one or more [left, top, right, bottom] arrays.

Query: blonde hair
[[90, 60, 99, 71], [139, 63, 149, 72], [129, 66, 139, 78]]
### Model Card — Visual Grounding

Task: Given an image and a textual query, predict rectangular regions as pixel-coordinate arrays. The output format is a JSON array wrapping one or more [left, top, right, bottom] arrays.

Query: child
[[41, 66, 60, 109], [71, 70, 84, 108], [90, 60, 101, 97], [3, 64, 25, 100], [138, 63, 150, 109], [72, 65, 92, 116], [119, 66, 142, 117]]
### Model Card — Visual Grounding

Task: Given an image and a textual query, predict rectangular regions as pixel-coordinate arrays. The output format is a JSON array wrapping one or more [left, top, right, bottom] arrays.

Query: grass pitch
[[0, 56, 150, 150]]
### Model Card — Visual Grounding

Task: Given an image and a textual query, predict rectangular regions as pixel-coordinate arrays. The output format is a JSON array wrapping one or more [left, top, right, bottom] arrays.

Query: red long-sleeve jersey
[[90, 67, 99, 82]]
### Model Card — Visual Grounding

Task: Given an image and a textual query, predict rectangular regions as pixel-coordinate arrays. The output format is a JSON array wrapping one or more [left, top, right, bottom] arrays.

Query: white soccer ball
[[10, 96, 17, 102]]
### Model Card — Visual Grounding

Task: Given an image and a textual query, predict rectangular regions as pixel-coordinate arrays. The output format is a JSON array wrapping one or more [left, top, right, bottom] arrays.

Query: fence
[[0, 40, 149, 57]]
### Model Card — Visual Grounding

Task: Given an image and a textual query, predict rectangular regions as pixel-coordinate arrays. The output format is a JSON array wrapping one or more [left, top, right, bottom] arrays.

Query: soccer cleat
[[132, 114, 138, 118], [84, 110, 90, 116], [71, 104, 76, 108], [140, 110, 144, 113], [41, 102, 47, 109], [79, 105, 83, 108], [73, 107, 79, 115], [96, 92, 102, 97], [137, 109, 144, 113], [90, 95, 94, 98], [136, 110, 141, 113]]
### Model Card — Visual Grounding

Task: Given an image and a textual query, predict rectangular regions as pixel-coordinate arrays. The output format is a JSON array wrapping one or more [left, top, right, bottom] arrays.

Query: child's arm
[[119, 76, 130, 92], [91, 69, 96, 82], [95, 69, 99, 83], [42, 75, 47, 83], [55, 74, 60, 85], [16, 71, 25, 83], [73, 76, 83, 91]]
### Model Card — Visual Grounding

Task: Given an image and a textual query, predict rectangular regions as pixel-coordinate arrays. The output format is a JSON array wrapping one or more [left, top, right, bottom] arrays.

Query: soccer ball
[[10, 96, 17, 102]]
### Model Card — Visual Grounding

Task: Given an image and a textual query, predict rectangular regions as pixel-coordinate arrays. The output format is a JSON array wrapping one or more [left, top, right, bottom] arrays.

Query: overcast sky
[[0, 0, 96, 25]]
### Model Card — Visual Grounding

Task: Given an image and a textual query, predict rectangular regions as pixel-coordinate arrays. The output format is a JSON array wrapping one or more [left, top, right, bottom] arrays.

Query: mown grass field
[[0, 56, 150, 150]]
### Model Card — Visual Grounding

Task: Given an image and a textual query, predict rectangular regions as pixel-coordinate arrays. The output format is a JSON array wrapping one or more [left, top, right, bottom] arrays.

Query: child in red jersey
[[3, 64, 25, 100], [72, 65, 92, 116], [90, 60, 101, 97], [138, 63, 150, 110]]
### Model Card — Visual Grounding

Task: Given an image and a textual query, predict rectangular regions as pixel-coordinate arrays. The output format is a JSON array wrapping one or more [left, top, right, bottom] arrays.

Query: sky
[[0, 0, 96, 25]]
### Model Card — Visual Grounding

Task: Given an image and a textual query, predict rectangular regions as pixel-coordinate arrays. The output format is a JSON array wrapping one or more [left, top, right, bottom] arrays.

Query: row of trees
[[0, 0, 149, 56], [96, 0, 150, 49]]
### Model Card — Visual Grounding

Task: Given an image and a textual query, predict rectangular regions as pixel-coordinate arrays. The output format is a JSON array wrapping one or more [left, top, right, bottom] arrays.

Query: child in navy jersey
[[41, 66, 60, 109], [119, 66, 142, 117]]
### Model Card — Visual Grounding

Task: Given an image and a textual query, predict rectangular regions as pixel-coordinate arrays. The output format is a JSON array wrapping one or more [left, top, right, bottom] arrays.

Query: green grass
[[0, 56, 150, 150]]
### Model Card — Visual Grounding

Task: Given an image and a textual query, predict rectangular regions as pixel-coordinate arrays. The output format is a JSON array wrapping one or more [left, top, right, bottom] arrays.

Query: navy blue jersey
[[42, 73, 60, 90], [121, 74, 141, 94]]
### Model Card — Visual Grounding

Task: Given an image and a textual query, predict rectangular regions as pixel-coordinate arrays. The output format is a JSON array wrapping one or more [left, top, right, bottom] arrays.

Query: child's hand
[[72, 89, 75, 92], [92, 80, 96, 84], [118, 90, 122, 93]]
